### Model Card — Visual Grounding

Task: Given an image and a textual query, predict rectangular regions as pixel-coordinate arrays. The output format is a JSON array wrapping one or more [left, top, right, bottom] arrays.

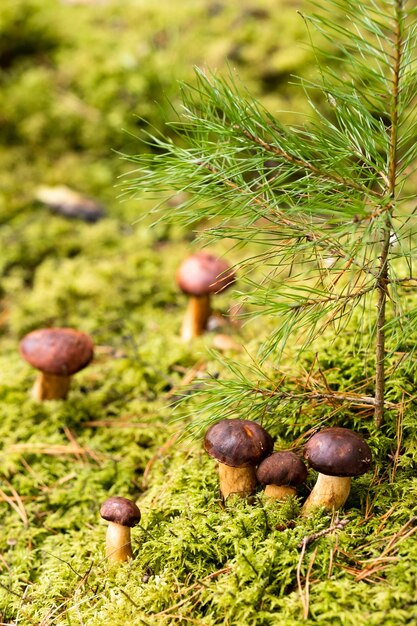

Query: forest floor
[[0, 1, 416, 624]]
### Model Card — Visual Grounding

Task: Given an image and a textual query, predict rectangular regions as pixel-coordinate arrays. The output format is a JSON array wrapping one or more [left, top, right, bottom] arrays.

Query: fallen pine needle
[[0, 481, 28, 528], [297, 541, 317, 620], [82, 420, 165, 429], [354, 518, 417, 581], [8, 443, 105, 461]]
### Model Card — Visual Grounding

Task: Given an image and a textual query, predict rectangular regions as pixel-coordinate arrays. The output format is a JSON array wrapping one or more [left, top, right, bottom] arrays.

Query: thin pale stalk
[[32, 372, 71, 401], [105, 522, 133, 563], [217, 463, 258, 500], [181, 295, 211, 341]]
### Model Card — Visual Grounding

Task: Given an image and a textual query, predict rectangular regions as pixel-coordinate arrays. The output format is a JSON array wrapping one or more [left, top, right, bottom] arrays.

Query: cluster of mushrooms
[[97, 420, 372, 564], [17, 251, 372, 564], [204, 418, 372, 515]]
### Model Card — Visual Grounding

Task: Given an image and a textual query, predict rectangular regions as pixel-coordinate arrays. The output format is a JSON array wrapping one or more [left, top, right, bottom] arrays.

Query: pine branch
[[290, 282, 375, 312], [197, 158, 358, 264], [238, 125, 384, 198]]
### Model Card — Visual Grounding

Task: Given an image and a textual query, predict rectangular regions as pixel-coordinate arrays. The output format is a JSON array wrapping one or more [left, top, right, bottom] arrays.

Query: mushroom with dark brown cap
[[204, 418, 274, 500], [19, 327, 94, 401], [100, 496, 141, 563], [256, 451, 307, 501], [301, 427, 372, 515], [176, 252, 236, 341]]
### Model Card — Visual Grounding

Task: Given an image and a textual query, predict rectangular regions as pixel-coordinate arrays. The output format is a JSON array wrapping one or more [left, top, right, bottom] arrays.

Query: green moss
[[1, 0, 417, 624]]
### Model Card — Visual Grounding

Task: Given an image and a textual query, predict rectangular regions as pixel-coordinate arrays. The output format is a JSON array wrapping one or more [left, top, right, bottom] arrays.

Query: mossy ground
[[1, 1, 417, 624]]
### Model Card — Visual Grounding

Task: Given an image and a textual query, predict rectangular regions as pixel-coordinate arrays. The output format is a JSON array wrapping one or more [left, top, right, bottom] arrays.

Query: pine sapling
[[126, 0, 417, 430]]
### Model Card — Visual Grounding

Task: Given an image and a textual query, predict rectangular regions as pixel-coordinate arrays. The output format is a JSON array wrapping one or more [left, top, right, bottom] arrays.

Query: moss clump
[[1, 0, 417, 624]]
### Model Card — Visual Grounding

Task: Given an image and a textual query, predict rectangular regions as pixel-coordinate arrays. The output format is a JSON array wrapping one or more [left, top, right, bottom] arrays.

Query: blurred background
[[0, 0, 312, 214], [0, 0, 314, 341], [0, 0, 317, 343]]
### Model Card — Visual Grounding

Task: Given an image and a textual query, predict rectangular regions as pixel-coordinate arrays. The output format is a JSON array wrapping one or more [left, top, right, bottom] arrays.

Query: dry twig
[[298, 518, 349, 549], [297, 518, 349, 618]]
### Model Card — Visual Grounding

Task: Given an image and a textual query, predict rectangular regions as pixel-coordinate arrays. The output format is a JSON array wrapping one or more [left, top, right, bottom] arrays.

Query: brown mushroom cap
[[256, 451, 307, 486], [100, 496, 141, 527], [20, 328, 94, 376], [176, 252, 236, 297], [304, 427, 372, 477], [204, 418, 274, 468]]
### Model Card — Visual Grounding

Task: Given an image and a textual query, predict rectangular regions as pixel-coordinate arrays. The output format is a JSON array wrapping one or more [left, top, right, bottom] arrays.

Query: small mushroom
[[176, 252, 236, 341], [100, 496, 141, 563], [301, 427, 372, 515], [256, 451, 307, 501], [204, 418, 274, 500], [19, 327, 94, 401]]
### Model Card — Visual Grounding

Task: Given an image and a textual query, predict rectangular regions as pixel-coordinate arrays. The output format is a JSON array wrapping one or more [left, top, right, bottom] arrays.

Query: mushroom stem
[[301, 474, 351, 515], [181, 295, 211, 341], [218, 463, 258, 500], [264, 484, 296, 500], [105, 521, 134, 563], [32, 372, 71, 401]]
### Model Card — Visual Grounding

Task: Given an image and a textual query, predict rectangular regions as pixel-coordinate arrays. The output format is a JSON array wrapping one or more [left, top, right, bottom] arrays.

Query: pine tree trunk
[[374, 0, 403, 428], [374, 232, 390, 428]]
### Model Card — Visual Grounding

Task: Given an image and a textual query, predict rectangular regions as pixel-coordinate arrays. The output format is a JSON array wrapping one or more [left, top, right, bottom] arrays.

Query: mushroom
[[100, 496, 141, 563], [301, 427, 372, 515], [176, 252, 236, 341], [256, 451, 307, 501], [19, 327, 94, 401], [204, 418, 274, 500]]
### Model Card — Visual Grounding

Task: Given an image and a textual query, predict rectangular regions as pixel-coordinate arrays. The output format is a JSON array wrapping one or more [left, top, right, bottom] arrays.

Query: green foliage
[[0, 0, 313, 224], [127, 0, 417, 427]]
